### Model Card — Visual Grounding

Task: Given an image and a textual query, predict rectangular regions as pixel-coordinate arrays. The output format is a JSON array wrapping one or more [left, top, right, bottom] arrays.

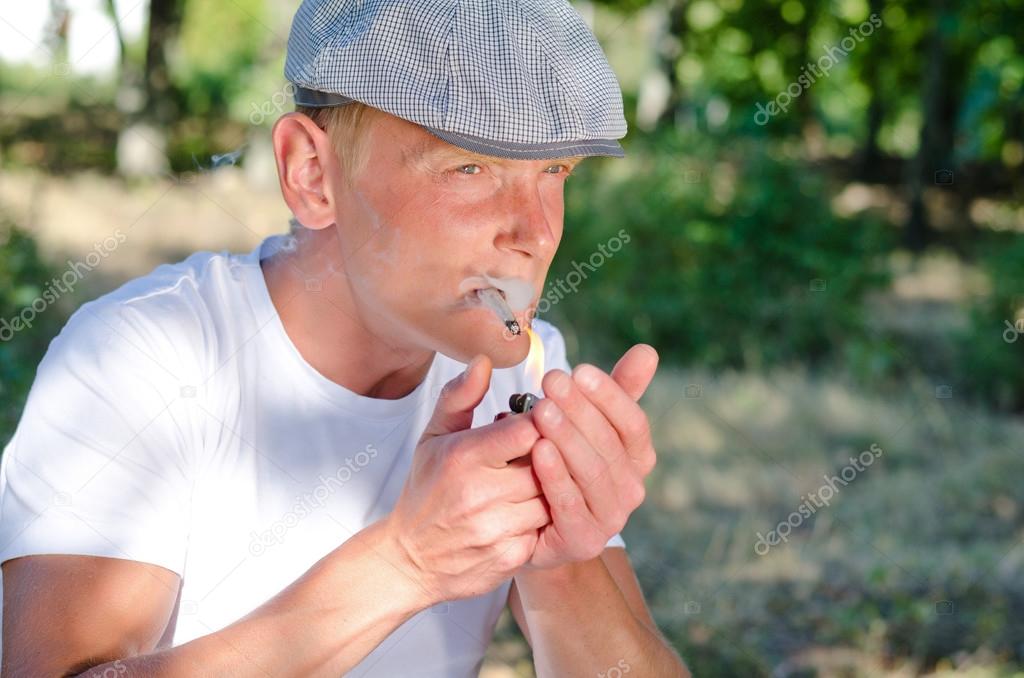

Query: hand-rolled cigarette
[[477, 287, 521, 335], [508, 392, 539, 413]]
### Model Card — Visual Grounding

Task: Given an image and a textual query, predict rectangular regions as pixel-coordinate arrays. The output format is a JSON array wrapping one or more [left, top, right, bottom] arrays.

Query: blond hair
[[295, 102, 378, 187]]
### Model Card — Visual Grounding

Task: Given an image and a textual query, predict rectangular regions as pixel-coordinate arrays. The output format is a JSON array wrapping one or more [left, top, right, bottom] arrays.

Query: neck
[[261, 226, 436, 400]]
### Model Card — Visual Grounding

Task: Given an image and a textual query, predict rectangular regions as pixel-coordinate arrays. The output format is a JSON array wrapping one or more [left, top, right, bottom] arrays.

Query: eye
[[455, 164, 483, 175], [544, 163, 575, 177]]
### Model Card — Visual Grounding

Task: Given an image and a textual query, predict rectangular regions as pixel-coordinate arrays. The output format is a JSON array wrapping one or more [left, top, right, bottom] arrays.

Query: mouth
[[474, 287, 522, 335], [457, 274, 536, 337]]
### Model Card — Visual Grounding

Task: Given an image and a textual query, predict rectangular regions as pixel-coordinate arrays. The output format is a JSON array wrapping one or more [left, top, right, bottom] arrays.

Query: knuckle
[[458, 483, 487, 512], [631, 482, 647, 508], [638, 447, 657, 476], [624, 407, 650, 441], [585, 536, 606, 559], [510, 416, 540, 449], [471, 518, 500, 545], [496, 537, 532, 570], [612, 505, 630, 529]]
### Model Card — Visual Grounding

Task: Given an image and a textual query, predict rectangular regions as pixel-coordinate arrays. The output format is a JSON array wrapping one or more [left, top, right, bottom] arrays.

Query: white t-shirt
[[0, 233, 625, 677]]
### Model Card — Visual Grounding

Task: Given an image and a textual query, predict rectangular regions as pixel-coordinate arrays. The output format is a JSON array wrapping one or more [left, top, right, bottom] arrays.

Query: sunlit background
[[2, 0, 1024, 675]]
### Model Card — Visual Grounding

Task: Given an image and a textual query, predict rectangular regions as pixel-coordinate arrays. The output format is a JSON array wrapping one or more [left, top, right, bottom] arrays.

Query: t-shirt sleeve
[[533, 319, 626, 550], [0, 301, 196, 575]]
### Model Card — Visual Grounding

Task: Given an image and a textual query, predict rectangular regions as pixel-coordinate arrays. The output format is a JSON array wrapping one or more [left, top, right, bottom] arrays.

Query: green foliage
[[171, 0, 271, 117], [956, 233, 1024, 412], [551, 129, 892, 371], [0, 216, 67, 441]]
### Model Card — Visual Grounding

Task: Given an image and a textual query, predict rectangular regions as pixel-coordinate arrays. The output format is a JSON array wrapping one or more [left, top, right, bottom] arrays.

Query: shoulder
[[39, 247, 250, 388]]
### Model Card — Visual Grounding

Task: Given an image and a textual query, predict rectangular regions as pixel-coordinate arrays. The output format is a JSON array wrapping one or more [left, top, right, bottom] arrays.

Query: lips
[[458, 274, 535, 312]]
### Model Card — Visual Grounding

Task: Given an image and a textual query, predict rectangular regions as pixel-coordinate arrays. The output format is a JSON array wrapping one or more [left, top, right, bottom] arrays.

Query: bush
[[548, 129, 893, 371], [956, 232, 1024, 413], [0, 216, 67, 442]]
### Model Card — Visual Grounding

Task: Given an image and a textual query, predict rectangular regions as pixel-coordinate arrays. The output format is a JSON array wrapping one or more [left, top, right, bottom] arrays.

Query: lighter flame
[[524, 328, 545, 392]]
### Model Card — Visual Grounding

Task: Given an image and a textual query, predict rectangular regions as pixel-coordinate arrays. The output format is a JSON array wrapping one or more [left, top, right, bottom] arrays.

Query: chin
[[483, 332, 531, 369], [434, 320, 532, 368]]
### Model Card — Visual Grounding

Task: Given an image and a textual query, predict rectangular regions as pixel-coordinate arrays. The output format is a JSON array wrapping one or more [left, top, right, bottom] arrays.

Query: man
[[0, 0, 689, 676]]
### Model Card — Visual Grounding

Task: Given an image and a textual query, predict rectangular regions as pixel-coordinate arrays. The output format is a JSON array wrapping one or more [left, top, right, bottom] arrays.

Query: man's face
[[331, 111, 580, 368]]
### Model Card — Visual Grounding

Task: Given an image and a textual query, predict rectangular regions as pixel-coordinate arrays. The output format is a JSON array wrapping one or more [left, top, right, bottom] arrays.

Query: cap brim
[[292, 85, 625, 160], [423, 126, 624, 160], [293, 86, 358, 107]]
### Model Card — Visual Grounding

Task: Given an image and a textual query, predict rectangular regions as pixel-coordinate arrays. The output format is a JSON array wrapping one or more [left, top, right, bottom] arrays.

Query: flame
[[524, 327, 545, 393]]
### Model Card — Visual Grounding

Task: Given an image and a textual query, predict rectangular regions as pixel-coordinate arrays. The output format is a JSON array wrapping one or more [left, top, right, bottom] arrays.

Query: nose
[[495, 178, 558, 259]]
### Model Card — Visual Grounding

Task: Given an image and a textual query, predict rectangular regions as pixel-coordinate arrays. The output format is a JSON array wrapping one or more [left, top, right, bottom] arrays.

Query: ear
[[271, 112, 339, 231]]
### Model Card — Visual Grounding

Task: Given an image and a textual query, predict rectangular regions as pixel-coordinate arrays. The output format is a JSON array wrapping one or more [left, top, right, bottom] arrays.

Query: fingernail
[[542, 402, 562, 424], [548, 371, 570, 398], [576, 366, 600, 392]]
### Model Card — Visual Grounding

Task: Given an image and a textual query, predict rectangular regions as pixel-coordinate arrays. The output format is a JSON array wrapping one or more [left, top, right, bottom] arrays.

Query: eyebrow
[[406, 139, 582, 168]]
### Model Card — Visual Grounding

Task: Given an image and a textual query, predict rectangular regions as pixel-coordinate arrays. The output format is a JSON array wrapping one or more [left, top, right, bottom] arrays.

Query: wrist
[[515, 559, 584, 591], [363, 515, 440, 610]]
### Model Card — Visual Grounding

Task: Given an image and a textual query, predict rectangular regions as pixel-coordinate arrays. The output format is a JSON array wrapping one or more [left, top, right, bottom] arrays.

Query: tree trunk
[[143, 0, 186, 125]]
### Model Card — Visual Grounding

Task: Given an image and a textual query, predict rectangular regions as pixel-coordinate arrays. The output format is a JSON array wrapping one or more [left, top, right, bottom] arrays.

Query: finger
[[454, 411, 541, 469], [531, 399, 622, 528], [541, 369, 625, 471], [531, 438, 602, 538], [572, 363, 655, 473], [485, 457, 543, 503], [610, 344, 659, 402], [504, 496, 551, 535], [421, 354, 492, 439]]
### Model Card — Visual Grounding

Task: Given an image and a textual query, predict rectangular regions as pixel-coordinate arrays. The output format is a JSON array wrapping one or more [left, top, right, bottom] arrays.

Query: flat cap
[[285, 0, 627, 159]]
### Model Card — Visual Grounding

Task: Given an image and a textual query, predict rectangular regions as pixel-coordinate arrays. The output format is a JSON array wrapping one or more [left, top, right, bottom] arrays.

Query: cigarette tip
[[506, 319, 521, 335]]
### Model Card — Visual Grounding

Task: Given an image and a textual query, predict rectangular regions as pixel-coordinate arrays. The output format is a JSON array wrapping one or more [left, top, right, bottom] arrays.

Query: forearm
[[514, 558, 688, 678], [73, 519, 430, 678]]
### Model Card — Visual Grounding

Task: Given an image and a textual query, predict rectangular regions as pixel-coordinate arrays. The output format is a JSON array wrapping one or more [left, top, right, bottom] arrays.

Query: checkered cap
[[285, 0, 627, 159]]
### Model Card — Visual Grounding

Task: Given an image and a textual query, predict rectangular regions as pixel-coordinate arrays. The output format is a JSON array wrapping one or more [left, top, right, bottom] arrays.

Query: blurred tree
[[144, 0, 186, 126]]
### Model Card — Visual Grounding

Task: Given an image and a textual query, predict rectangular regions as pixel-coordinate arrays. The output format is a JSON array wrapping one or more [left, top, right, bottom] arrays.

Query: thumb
[[421, 354, 492, 440]]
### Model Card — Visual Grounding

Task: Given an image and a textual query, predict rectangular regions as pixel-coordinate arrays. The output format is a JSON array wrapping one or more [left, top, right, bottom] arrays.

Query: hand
[[383, 355, 551, 605], [524, 344, 659, 570]]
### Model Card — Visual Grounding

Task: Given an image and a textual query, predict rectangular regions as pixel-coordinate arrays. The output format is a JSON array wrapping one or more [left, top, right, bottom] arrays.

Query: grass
[[485, 363, 1024, 676]]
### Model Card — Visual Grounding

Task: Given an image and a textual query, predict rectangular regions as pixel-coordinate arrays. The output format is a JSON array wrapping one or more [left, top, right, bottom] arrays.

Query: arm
[[508, 548, 689, 677], [1, 518, 430, 678], [3, 356, 549, 678]]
